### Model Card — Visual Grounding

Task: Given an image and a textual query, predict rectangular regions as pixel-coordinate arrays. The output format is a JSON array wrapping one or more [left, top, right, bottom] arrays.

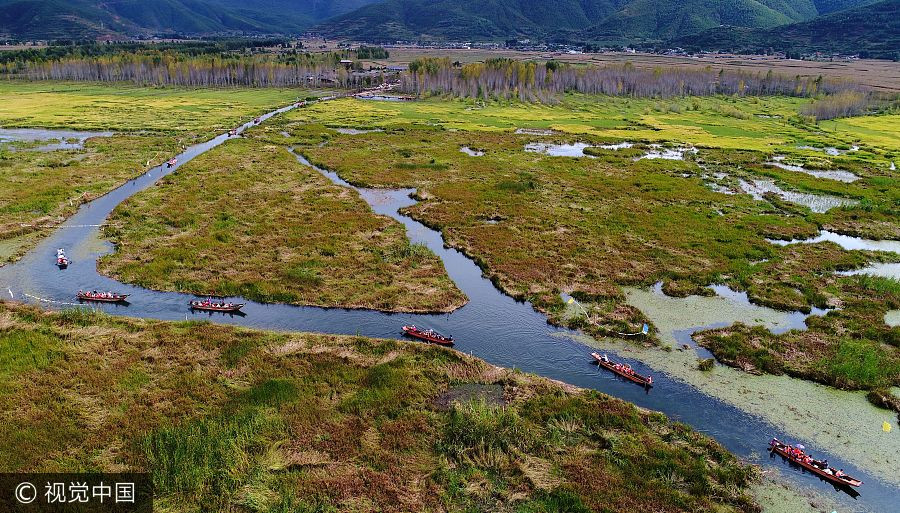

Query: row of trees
[[400, 58, 864, 101], [799, 90, 894, 120], [2, 52, 388, 88]]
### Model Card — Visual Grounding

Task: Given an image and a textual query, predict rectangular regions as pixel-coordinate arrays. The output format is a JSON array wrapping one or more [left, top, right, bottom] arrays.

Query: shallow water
[[460, 146, 484, 156], [0, 106, 897, 508], [885, 310, 900, 327], [598, 141, 634, 150], [334, 127, 383, 135], [0, 127, 113, 151], [515, 128, 554, 136], [523, 141, 634, 157], [638, 144, 697, 160], [766, 161, 859, 183], [738, 179, 857, 213], [797, 145, 859, 156], [623, 286, 900, 495], [524, 142, 592, 157], [837, 262, 900, 280], [767, 230, 900, 254]]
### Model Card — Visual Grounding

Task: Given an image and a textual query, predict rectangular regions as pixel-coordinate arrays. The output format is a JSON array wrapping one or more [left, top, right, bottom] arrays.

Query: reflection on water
[[837, 262, 900, 280], [767, 230, 900, 254], [638, 144, 697, 160], [886, 310, 900, 327], [738, 179, 857, 213], [515, 128, 554, 135], [334, 127, 383, 135], [523, 141, 634, 158], [525, 142, 592, 157], [766, 161, 859, 183], [797, 145, 859, 156], [460, 146, 484, 156]]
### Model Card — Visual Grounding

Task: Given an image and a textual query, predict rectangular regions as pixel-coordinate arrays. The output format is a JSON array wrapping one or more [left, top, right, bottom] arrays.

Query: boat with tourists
[[401, 325, 454, 346], [166, 157, 177, 168], [189, 298, 245, 313], [56, 248, 69, 268], [76, 290, 129, 303], [591, 352, 653, 387], [769, 438, 862, 488]]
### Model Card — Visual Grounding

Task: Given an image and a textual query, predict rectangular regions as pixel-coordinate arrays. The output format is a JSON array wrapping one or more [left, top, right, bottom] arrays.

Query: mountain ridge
[[674, 0, 900, 59], [0, 0, 380, 39], [313, 0, 878, 43]]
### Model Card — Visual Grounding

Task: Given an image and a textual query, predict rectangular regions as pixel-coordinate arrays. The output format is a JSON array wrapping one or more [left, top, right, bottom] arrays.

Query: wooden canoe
[[402, 325, 453, 346], [591, 352, 653, 387], [77, 292, 129, 303], [769, 440, 862, 487], [189, 301, 245, 313]]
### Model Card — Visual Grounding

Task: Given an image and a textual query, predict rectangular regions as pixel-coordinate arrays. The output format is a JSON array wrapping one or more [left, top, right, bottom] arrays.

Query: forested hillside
[[0, 0, 889, 54], [0, 0, 379, 39], [314, 0, 876, 43], [676, 0, 900, 59]]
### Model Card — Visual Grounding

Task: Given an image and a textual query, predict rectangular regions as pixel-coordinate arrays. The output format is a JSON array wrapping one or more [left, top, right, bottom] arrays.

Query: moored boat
[[189, 299, 245, 312], [77, 291, 129, 303], [591, 352, 653, 387], [769, 438, 862, 487], [166, 157, 177, 168], [402, 325, 453, 346]]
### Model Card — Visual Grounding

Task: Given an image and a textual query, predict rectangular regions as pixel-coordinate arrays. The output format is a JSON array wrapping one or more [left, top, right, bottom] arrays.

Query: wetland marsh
[[1, 82, 899, 511]]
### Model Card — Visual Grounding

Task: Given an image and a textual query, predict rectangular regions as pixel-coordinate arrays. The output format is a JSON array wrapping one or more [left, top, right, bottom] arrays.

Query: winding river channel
[[1, 103, 898, 512]]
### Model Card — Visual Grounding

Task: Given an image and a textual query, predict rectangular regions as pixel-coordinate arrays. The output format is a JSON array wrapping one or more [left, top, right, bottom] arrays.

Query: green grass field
[[0, 300, 758, 512], [0, 82, 305, 132], [292, 95, 899, 157]]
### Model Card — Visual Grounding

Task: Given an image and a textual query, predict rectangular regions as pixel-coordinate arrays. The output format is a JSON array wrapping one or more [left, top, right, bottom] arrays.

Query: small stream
[[0, 104, 897, 510]]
